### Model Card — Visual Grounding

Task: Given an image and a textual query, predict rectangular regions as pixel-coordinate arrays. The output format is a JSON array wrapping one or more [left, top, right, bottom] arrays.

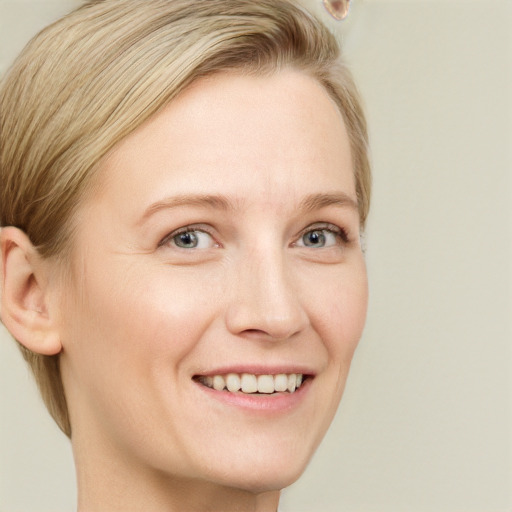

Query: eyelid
[[158, 224, 219, 248], [157, 222, 351, 250], [294, 222, 350, 245]]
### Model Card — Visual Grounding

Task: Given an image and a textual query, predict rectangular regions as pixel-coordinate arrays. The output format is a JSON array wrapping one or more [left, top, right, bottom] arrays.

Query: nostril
[[237, 327, 302, 342], [242, 329, 268, 337]]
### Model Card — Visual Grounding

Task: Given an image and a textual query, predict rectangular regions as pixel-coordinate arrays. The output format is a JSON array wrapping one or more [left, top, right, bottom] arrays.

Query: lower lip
[[194, 378, 312, 413]]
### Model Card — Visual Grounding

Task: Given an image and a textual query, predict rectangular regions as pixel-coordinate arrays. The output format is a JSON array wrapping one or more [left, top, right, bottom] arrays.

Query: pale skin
[[0, 70, 368, 512]]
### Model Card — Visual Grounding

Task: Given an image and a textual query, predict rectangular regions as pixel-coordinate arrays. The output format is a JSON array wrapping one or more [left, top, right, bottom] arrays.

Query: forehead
[[92, 69, 355, 215]]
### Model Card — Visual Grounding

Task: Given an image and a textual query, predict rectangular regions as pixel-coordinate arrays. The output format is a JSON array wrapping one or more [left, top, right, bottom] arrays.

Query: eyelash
[[158, 225, 216, 249], [296, 223, 350, 247], [158, 222, 350, 249]]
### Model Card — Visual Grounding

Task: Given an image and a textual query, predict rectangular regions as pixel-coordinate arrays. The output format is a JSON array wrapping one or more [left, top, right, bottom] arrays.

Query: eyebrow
[[299, 192, 359, 214], [139, 191, 358, 224], [139, 194, 236, 224]]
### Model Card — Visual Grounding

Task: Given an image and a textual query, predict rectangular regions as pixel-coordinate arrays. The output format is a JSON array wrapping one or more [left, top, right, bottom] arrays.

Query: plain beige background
[[1, 0, 511, 511]]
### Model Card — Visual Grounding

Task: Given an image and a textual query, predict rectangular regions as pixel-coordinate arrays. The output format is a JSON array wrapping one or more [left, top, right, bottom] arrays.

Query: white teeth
[[257, 375, 275, 394], [274, 374, 288, 392], [213, 375, 226, 391], [241, 373, 258, 393], [226, 373, 241, 392], [199, 373, 306, 394], [287, 374, 297, 393]]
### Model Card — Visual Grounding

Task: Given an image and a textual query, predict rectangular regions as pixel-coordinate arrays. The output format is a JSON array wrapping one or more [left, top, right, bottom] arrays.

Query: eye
[[295, 225, 348, 249], [161, 227, 217, 249], [299, 229, 336, 248]]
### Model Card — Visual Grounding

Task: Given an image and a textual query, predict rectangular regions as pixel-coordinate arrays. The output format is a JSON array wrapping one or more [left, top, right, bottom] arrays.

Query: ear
[[0, 227, 62, 355]]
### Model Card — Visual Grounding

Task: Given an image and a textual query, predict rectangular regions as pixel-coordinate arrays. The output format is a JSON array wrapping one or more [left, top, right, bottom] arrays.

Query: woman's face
[[58, 70, 368, 494]]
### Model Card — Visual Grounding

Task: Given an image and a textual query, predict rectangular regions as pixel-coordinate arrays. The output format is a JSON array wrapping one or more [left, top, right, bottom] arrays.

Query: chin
[[203, 443, 315, 494], [223, 467, 306, 495]]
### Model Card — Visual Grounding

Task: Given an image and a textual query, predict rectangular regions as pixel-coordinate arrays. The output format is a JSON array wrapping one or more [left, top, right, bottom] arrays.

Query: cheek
[[309, 258, 368, 368], [61, 262, 222, 391], [295, 259, 368, 447], [337, 273, 368, 357], [59, 263, 224, 455], [316, 257, 368, 346]]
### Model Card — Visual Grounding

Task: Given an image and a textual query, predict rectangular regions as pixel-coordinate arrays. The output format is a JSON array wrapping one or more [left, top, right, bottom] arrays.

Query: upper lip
[[193, 364, 317, 377]]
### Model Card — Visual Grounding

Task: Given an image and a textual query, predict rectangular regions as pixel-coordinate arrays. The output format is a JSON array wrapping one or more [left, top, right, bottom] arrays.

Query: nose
[[224, 246, 309, 341]]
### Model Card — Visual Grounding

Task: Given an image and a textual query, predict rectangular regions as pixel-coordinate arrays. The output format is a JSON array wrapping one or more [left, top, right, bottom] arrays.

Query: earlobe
[[0, 227, 62, 356]]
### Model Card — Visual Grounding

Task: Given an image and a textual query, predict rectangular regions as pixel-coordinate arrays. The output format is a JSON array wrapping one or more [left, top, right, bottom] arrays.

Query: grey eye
[[302, 230, 327, 247], [170, 230, 215, 249], [295, 224, 346, 249], [174, 231, 199, 248]]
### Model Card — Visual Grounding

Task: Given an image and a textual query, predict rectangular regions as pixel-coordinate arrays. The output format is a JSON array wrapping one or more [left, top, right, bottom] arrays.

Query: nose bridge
[[225, 240, 308, 340]]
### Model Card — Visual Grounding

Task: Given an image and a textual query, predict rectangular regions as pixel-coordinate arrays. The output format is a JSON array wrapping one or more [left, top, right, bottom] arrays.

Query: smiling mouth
[[194, 373, 309, 395]]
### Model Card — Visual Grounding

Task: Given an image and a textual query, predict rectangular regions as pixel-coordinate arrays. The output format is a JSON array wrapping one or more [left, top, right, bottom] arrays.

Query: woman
[[0, 1, 370, 510]]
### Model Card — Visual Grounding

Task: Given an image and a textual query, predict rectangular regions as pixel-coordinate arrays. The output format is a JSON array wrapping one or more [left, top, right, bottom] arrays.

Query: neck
[[76, 475, 280, 512]]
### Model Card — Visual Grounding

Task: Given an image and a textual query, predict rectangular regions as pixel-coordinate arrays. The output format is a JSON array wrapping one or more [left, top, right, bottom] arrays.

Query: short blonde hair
[[0, 0, 370, 437]]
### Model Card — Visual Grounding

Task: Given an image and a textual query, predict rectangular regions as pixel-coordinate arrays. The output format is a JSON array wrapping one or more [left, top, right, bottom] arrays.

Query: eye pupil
[[304, 230, 325, 247], [175, 231, 198, 248]]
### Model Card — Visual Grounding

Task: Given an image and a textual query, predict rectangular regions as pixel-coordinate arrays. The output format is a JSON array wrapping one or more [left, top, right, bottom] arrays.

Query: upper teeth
[[198, 373, 304, 394]]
